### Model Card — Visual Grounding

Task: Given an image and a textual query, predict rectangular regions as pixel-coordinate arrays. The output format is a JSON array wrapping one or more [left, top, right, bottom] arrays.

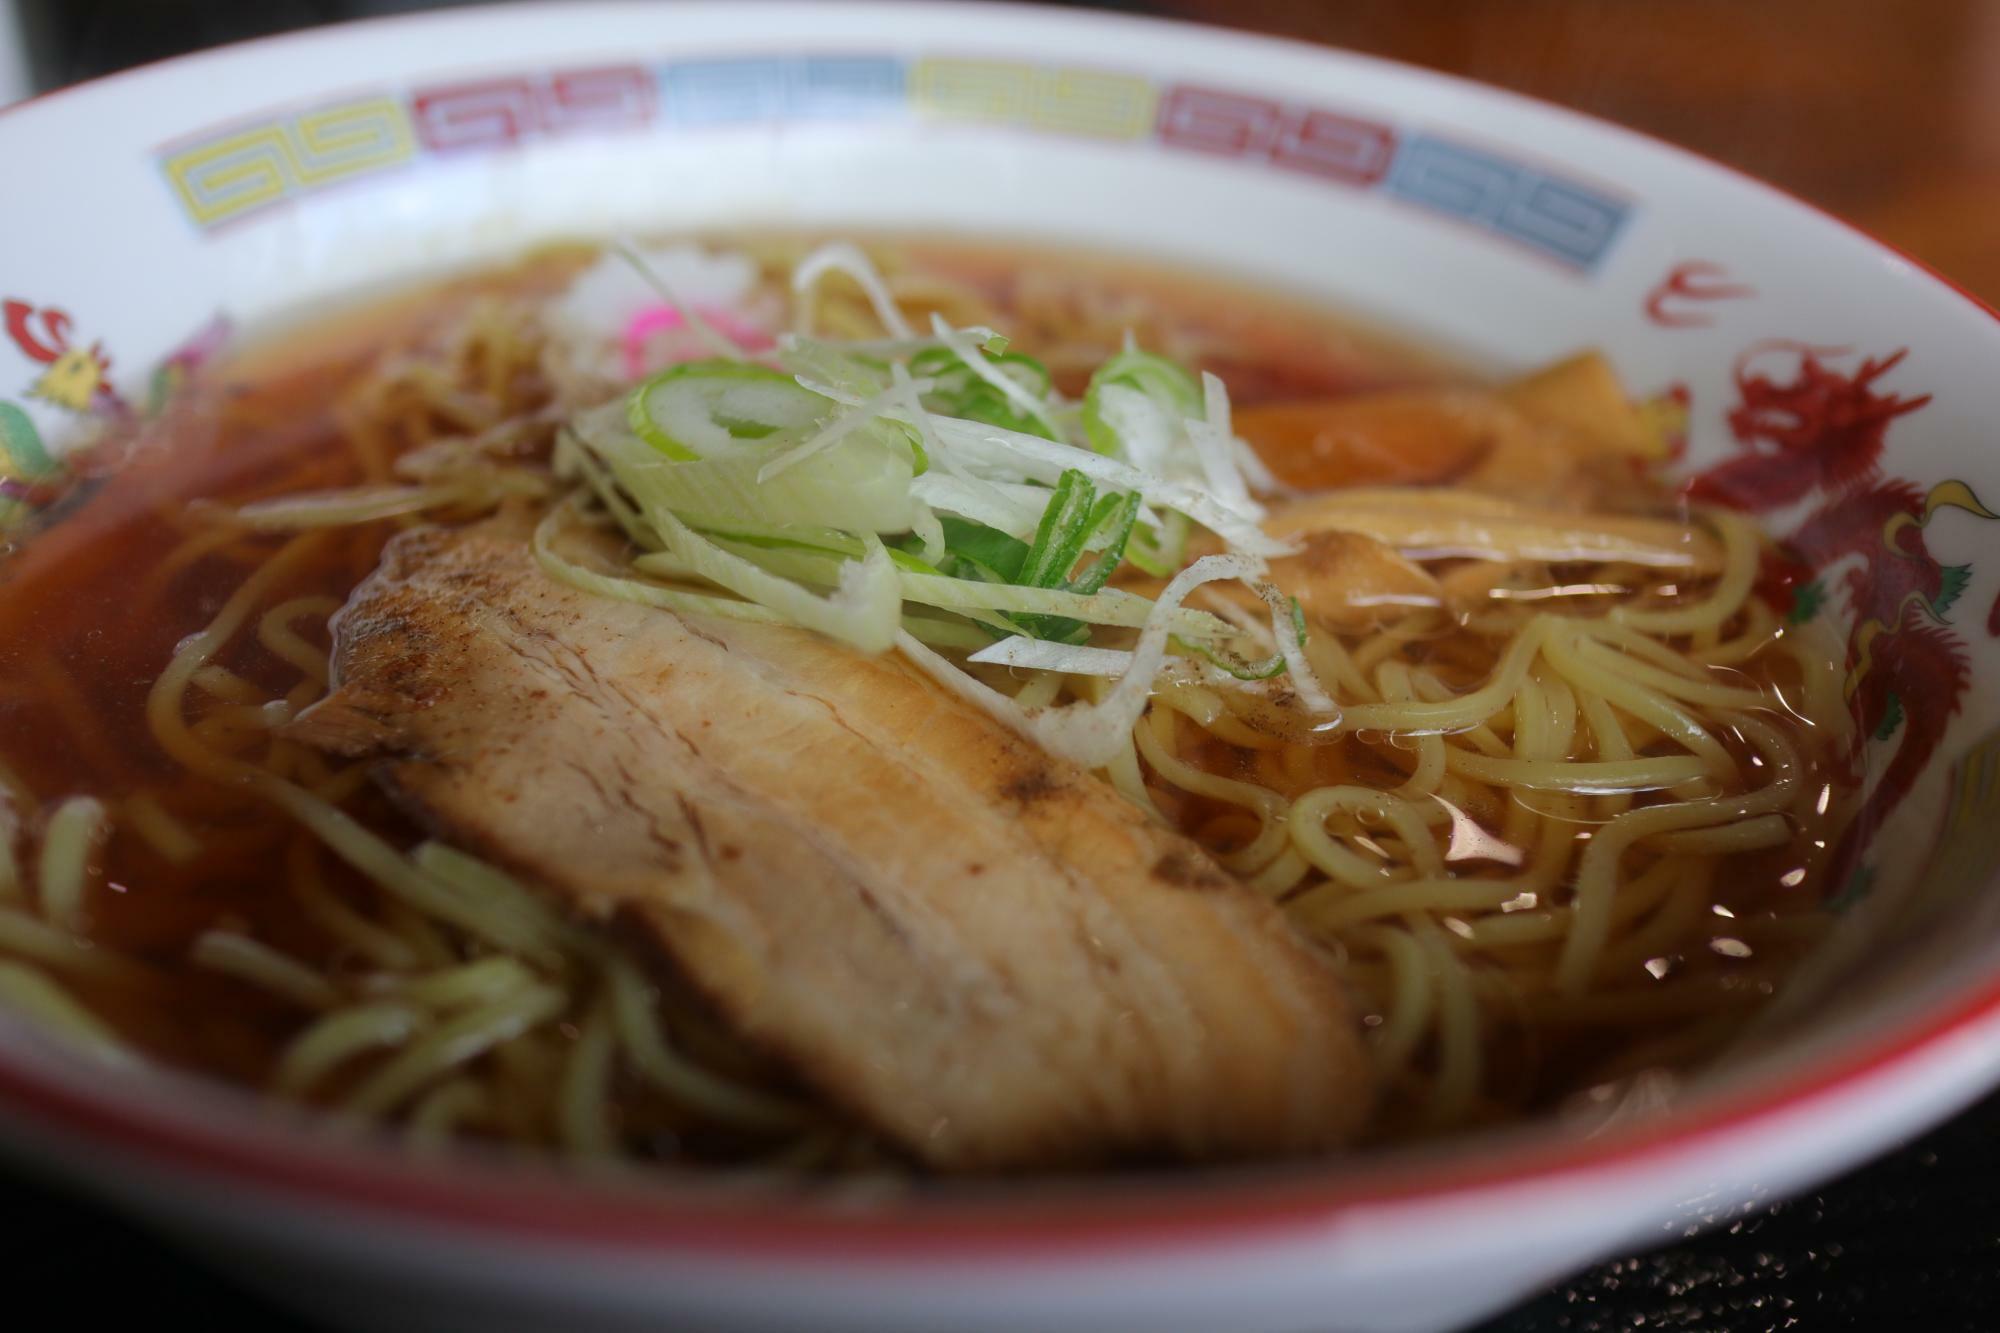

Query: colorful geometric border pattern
[[163, 95, 415, 225], [157, 53, 1631, 271]]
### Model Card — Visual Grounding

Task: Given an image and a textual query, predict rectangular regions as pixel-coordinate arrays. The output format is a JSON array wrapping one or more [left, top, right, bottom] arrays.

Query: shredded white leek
[[550, 245, 1342, 776], [891, 557, 1270, 767], [908, 473, 1043, 538], [895, 572, 1232, 638], [757, 379, 924, 484], [793, 240, 913, 340], [927, 312, 1063, 441], [1259, 586, 1339, 717], [968, 637, 1138, 677], [919, 414, 1286, 556]]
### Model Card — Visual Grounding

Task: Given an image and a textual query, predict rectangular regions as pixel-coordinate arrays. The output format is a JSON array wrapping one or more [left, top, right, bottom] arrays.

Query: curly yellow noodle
[[273, 1001, 426, 1096], [1289, 787, 1446, 887], [557, 995, 619, 1157], [1556, 713, 1801, 995], [120, 793, 201, 865], [604, 957, 808, 1129], [1777, 620, 1855, 742], [1103, 724, 1166, 822], [189, 663, 264, 704], [1594, 860, 1717, 981], [1571, 637, 1770, 711], [35, 796, 107, 931], [1614, 509, 1758, 635], [1340, 618, 1551, 735], [1375, 662, 1446, 796], [1344, 923, 1434, 1074], [189, 930, 341, 1011], [257, 595, 341, 686], [144, 531, 333, 780], [341, 983, 567, 1118], [286, 839, 421, 971], [1350, 611, 1448, 676], [391, 957, 542, 1012], [1304, 630, 1376, 701], [0, 906, 152, 985], [1540, 625, 1736, 776], [406, 1079, 491, 1149], [1649, 814, 1792, 855], [1419, 925, 1483, 1126], [1446, 750, 1711, 794], [1135, 708, 1291, 874], [1247, 846, 1312, 898], [0, 962, 134, 1064], [1541, 672, 1579, 755], [1698, 597, 1778, 667]]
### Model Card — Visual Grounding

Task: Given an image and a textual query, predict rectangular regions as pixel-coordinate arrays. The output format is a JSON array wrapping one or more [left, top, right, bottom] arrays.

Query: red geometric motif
[[1155, 85, 1396, 187], [412, 66, 655, 152]]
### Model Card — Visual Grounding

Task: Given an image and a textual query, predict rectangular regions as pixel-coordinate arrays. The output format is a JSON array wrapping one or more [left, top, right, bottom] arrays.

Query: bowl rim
[[4, 0, 2000, 1265]]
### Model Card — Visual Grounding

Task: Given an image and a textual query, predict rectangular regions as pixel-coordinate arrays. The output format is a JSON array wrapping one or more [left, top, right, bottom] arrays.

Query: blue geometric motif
[[659, 56, 905, 125], [1384, 134, 1629, 271]]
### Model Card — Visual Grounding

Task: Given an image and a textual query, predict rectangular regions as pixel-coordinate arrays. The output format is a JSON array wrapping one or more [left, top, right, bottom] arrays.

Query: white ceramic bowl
[[4, 4, 2000, 1331]]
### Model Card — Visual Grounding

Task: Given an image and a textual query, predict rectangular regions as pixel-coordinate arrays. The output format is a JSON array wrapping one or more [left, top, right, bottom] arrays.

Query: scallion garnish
[[547, 242, 1338, 768]]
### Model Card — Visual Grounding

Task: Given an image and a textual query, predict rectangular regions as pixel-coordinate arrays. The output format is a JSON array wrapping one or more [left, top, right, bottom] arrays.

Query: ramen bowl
[[2, 4, 1999, 1331]]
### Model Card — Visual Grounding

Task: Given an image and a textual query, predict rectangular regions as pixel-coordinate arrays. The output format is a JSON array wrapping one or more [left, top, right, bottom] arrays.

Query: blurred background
[[7, 0, 1999, 301], [6, 1, 1998, 1330]]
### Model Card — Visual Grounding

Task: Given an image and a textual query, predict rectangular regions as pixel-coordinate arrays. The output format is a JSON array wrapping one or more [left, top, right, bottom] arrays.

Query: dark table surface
[[10, 1, 2000, 1329]]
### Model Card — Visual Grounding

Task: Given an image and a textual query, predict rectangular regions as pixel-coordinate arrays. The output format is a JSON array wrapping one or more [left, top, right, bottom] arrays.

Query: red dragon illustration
[[1685, 343, 1932, 510], [1683, 344, 1997, 892]]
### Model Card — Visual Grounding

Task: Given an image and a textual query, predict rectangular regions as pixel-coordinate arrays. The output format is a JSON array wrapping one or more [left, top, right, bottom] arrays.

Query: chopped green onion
[[687, 522, 865, 556], [534, 503, 788, 626], [1066, 491, 1141, 596], [628, 359, 831, 461], [576, 401, 917, 536], [1006, 470, 1145, 640], [1127, 510, 1192, 578], [1082, 349, 1202, 457], [778, 337, 893, 403], [891, 420, 929, 476], [937, 516, 1029, 584], [549, 265, 1312, 721], [909, 347, 1056, 440], [544, 503, 991, 651], [1019, 469, 1098, 590]]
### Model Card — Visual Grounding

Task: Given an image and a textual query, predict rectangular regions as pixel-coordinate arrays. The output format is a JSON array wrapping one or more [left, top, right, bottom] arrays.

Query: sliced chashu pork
[[295, 521, 1373, 1170]]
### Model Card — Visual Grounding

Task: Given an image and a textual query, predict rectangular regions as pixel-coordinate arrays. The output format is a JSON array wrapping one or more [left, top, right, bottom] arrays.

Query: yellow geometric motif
[[289, 98, 417, 186], [911, 59, 1157, 140], [164, 95, 415, 228]]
